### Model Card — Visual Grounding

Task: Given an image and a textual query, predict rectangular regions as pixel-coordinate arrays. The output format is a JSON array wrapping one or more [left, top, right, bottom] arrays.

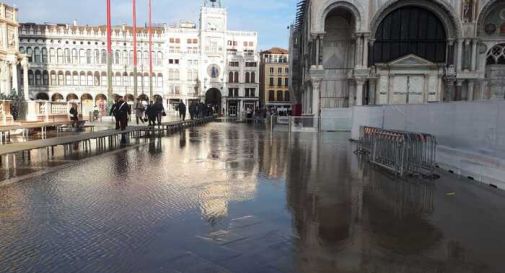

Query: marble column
[[22, 58, 29, 100], [467, 80, 475, 101], [363, 35, 369, 67], [11, 62, 18, 94], [312, 80, 321, 130], [315, 36, 320, 66], [355, 79, 365, 106], [457, 39, 463, 72], [471, 39, 478, 71], [5, 63, 12, 94], [355, 34, 363, 68], [456, 80, 464, 101], [446, 80, 455, 102], [368, 79, 376, 105], [465, 39, 471, 70]]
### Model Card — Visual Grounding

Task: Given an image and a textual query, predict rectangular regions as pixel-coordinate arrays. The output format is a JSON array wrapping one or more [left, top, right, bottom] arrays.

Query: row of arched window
[[228, 71, 256, 83], [20, 46, 164, 67], [27, 70, 164, 88]]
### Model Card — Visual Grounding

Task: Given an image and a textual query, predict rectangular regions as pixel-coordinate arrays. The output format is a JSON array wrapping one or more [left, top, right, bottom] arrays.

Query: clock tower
[[200, 0, 228, 106]]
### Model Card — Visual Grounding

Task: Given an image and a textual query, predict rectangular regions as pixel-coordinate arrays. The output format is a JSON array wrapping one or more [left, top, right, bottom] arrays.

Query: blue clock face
[[208, 64, 220, 79]]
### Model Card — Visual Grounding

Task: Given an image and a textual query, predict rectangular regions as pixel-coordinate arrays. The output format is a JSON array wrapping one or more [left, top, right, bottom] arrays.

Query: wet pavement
[[0, 122, 504, 273]]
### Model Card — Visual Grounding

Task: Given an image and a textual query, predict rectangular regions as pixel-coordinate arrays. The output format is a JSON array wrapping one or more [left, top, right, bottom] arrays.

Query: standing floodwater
[[0, 122, 504, 273]]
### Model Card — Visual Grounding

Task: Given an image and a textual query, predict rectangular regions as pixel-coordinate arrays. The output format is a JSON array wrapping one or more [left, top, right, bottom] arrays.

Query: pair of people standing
[[109, 97, 131, 131], [145, 100, 165, 126]]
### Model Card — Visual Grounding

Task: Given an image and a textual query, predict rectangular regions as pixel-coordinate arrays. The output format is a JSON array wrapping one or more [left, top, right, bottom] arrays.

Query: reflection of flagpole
[[106, 0, 113, 104], [148, 0, 153, 100], [133, 0, 138, 99]]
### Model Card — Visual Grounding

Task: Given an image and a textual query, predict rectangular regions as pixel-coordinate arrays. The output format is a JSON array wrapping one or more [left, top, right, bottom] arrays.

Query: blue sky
[[8, 0, 299, 50]]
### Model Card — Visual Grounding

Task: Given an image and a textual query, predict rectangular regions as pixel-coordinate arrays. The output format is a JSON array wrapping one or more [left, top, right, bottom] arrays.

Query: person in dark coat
[[115, 98, 130, 131], [189, 103, 195, 120], [153, 100, 165, 126], [109, 98, 121, 130], [145, 101, 156, 126], [178, 101, 186, 121], [69, 103, 79, 128]]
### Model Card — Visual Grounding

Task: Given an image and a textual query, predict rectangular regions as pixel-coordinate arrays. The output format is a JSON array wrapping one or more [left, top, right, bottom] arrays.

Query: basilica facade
[[0, 3, 25, 97], [18, 0, 259, 117], [290, 0, 505, 116]]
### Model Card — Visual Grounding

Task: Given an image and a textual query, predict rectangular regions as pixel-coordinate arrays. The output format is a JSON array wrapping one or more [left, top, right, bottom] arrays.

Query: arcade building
[[18, 0, 259, 117]]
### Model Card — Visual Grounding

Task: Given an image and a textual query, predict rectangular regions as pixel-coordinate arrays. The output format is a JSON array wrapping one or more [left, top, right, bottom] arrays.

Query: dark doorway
[[205, 88, 222, 113]]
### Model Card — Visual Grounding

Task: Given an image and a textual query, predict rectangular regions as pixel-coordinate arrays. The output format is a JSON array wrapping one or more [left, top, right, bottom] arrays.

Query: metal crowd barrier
[[356, 126, 437, 177]]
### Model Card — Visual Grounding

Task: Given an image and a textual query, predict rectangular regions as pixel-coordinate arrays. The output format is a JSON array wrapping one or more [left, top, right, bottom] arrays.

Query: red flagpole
[[107, 0, 113, 104], [107, 0, 112, 54], [133, 0, 138, 98], [148, 0, 153, 99], [133, 0, 137, 66]]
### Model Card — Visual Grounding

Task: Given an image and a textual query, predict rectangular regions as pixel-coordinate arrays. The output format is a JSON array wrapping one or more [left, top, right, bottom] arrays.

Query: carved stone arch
[[312, 0, 365, 34], [370, 0, 462, 40], [477, 0, 504, 36]]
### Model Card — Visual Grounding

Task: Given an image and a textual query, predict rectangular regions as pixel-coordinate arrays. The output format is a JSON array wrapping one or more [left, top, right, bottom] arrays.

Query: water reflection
[[0, 123, 503, 273], [285, 133, 502, 272]]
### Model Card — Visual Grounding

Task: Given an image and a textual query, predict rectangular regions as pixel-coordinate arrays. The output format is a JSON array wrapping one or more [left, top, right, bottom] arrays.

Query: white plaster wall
[[351, 101, 505, 188], [321, 108, 353, 131]]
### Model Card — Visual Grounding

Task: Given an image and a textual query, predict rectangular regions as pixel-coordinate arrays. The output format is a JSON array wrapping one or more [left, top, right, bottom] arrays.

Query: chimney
[[73, 19, 77, 26]]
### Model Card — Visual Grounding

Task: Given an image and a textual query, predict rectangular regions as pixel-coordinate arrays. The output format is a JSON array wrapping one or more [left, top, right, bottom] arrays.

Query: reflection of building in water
[[258, 133, 289, 179], [286, 135, 358, 272], [195, 125, 259, 224], [286, 134, 493, 272]]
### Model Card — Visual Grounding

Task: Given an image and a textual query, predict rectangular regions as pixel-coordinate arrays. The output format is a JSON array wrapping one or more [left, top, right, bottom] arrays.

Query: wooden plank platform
[[0, 118, 214, 157]]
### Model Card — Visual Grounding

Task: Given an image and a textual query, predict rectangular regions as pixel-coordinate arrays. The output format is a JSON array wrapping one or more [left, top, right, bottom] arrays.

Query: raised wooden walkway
[[0, 117, 214, 160]]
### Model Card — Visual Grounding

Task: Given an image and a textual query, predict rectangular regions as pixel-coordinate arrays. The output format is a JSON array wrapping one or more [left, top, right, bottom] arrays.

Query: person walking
[[153, 99, 165, 126], [69, 103, 79, 128], [178, 101, 186, 121], [189, 103, 195, 120], [134, 99, 145, 125], [109, 98, 121, 130], [116, 98, 130, 131], [145, 101, 156, 127]]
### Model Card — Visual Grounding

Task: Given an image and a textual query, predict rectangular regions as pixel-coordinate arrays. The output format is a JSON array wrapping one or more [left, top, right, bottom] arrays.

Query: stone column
[[318, 34, 324, 67], [355, 34, 363, 68], [471, 39, 478, 71], [457, 39, 463, 72], [464, 39, 471, 70], [312, 79, 321, 130], [22, 57, 38, 121], [22, 58, 29, 100], [315, 36, 320, 66], [5, 63, 12, 94], [355, 79, 365, 106], [467, 80, 475, 101], [368, 79, 376, 105], [455, 80, 464, 101], [447, 39, 454, 65], [446, 80, 455, 102], [480, 80, 487, 100], [11, 61, 18, 94], [363, 35, 369, 67]]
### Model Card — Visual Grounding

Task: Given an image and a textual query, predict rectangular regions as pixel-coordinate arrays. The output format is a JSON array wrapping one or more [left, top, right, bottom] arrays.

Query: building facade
[[18, 0, 259, 117], [0, 3, 25, 97], [259, 48, 291, 111], [290, 0, 505, 118]]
